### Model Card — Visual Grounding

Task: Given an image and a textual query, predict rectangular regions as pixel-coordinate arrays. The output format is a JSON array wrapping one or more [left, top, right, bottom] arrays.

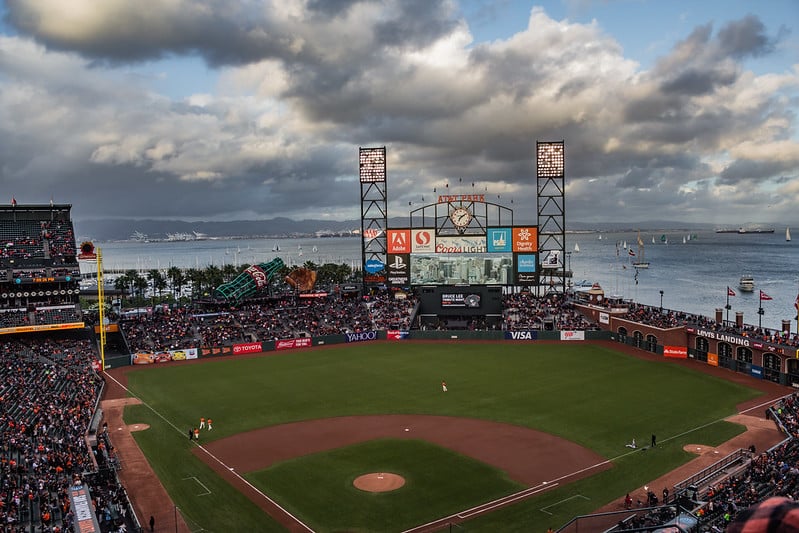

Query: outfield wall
[[107, 322, 799, 389]]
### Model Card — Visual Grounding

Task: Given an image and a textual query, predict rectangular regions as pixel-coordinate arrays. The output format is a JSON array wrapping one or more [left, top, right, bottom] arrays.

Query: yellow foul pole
[[96, 247, 106, 370]]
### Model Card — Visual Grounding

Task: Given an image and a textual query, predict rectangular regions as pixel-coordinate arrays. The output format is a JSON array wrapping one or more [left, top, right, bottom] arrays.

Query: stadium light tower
[[536, 141, 566, 295], [359, 147, 388, 288]]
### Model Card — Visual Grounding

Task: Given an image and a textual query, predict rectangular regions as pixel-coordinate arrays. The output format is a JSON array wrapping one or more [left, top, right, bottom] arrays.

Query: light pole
[[659, 290, 664, 310]]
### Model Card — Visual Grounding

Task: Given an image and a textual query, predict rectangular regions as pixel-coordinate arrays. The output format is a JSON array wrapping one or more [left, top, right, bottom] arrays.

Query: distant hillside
[[74, 217, 720, 242]]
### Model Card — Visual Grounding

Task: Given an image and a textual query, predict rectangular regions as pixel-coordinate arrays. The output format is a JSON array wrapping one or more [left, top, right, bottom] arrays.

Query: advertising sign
[[560, 330, 585, 341], [233, 342, 263, 355], [486, 228, 512, 253], [275, 338, 312, 351], [387, 330, 409, 340], [387, 229, 411, 254], [345, 331, 378, 343], [512, 227, 538, 252], [504, 331, 538, 340], [412, 230, 436, 253], [663, 346, 688, 358], [365, 259, 384, 273], [435, 235, 487, 254], [386, 254, 410, 286], [517, 254, 537, 272], [750, 365, 763, 379]]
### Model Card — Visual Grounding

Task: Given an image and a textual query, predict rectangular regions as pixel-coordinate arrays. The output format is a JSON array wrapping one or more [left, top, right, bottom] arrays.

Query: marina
[[81, 228, 799, 332]]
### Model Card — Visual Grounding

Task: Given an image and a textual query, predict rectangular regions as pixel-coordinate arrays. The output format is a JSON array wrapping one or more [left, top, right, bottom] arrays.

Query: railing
[[673, 448, 749, 495]]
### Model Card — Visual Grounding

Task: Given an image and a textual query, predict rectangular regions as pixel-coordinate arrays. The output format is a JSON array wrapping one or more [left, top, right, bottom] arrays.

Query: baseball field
[[112, 341, 772, 532]]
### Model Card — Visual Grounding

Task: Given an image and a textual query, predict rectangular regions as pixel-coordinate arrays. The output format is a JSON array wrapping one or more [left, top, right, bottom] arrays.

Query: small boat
[[598, 234, 602, 240], [738, 274, 755, 292], [574, 243, 580, 253], [651, 236, 655, 244], [682, 236, 686, 244], [312, 246, 318, 253], [632, 230, 649, 269], [272, 243, 280, 252], [788, 227, 792, 242]]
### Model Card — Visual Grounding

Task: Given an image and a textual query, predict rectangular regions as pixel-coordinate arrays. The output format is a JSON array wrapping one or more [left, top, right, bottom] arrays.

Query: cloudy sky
[[1, 0, 797, 227]]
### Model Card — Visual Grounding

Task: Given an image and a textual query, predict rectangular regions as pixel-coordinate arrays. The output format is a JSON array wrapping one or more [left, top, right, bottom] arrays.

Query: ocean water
[[84, 229, 799, 332]]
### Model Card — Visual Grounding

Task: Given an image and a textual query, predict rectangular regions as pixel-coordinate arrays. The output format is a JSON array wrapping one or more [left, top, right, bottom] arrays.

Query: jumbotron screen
[[384, 227, 538, 286]]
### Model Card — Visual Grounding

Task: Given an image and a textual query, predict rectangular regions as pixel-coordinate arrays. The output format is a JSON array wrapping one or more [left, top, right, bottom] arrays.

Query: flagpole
[[758, 290, 764, 329], [725, 287, 731, 323]]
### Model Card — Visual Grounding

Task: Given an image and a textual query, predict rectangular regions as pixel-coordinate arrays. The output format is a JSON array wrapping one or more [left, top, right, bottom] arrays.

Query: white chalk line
[[403, 394, 787, 532], [181, 476, 212, 496], [540, 494, 590, 515], [104, 372, 314, 533]]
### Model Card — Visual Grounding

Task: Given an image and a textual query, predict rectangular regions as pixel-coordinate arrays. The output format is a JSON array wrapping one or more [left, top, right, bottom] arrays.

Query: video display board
[[385, 218, 538, 287]]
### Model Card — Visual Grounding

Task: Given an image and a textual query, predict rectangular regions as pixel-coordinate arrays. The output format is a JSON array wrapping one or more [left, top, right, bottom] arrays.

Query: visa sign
[[504, 331, 538, 340]]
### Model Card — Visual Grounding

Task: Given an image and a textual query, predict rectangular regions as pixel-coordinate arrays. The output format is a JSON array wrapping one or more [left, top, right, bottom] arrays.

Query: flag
[[759, 290, 773, 301], [628, 249, 636, 257], [795, 290, 799, 319], [11, 197, 16, 207], [727, 287, 736, 297]]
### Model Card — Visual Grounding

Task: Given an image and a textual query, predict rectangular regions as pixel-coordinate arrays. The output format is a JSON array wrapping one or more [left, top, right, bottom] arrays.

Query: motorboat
[[738, 274, 755, 292]]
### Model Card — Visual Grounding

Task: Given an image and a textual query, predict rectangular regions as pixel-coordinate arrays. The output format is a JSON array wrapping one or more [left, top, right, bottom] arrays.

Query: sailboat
[[632, 231, 650, 269], [574, 243, 580, 253], [788, 227, 792, 242], [660, 234, 668, 245], [272, 243, 280, 252], [651, 236, 656, 244], [682, 236, 687, 244]]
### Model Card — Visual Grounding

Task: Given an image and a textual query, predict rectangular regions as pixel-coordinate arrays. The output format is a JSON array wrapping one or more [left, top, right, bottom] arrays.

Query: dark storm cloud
[[3, 0, 457, 66], [1, 5, 796, 226], [718, 159, 791, 185], [716, 14, 779, 58]]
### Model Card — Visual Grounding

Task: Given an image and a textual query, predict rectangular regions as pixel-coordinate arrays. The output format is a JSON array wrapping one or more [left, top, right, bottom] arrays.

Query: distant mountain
[[73, 217, 722, 242]]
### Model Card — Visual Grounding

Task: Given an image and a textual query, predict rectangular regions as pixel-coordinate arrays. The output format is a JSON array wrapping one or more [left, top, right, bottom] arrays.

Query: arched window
[[718, 342, 733, 360], [646, 334, 658, 353], [633, 330, 644, 348], [763, 353, 782, 383], [735, 346, 752, 373], [617, 326, 628, 343], [695, 337, 709, 354]]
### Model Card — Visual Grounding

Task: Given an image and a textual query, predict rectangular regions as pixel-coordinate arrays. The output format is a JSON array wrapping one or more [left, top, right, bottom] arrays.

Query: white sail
[[788, 227, 792, 242], [574, 243, 580, 253]]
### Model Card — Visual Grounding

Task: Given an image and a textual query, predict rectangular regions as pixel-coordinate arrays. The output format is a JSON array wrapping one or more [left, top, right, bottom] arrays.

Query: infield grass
[[123, 341, 766, 532]]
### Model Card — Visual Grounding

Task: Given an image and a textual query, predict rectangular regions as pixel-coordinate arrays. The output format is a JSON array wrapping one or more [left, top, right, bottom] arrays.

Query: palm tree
[[166, 266, 185, 300], [147, 269, 168, 303]]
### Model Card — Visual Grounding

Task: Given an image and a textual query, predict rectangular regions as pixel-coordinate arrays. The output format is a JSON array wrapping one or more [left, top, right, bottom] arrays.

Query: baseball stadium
[[2, 144, 799, 533]]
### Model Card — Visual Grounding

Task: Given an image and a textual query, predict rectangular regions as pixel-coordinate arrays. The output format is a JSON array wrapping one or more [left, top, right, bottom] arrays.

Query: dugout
[[416, 285, 502, 329]]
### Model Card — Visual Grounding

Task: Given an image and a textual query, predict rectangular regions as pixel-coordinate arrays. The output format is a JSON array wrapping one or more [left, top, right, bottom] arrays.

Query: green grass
[[124, 342, 764, 532], [247, 439, 523, 532]]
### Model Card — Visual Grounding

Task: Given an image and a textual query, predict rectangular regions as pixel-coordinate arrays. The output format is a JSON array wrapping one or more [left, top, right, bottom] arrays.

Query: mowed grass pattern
[[124, 342, 763, 531], [248, 439, 524, 532]]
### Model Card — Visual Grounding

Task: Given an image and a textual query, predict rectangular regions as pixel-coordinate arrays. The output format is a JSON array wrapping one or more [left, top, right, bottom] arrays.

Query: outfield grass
[[124, 342, 763, 531]]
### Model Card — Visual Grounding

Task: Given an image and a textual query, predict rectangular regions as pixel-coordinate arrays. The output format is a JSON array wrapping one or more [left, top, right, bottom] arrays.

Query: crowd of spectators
[[119, 291, 419, 352], [605, 300, 799, 348], [0, 335, 136, 532], [504, 292, 600, 331], [0, 219, 76, 264]]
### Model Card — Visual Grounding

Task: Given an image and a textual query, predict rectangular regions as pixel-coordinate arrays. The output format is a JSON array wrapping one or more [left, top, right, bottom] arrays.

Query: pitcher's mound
[[353, 472, 405, 492]]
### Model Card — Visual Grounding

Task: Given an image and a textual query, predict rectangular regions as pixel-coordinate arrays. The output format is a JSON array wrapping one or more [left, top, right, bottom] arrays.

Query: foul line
[[539, 494, 590, 515], [182, 476, 212, 496], [103, 372, 314, 533], [404, 395, 788, 532]]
